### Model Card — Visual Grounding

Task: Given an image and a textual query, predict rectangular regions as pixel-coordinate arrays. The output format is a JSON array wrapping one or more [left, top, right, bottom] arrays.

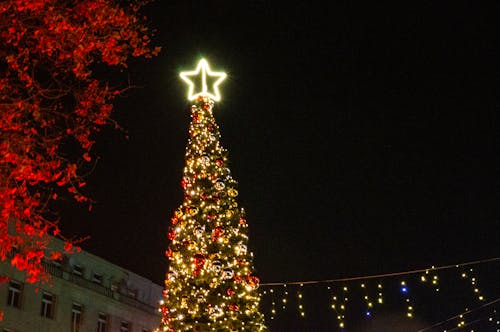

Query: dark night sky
[[60, 1, 499, 330]]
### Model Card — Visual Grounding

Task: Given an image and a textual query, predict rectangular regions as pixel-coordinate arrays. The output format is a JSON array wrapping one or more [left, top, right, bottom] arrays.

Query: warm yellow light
[[180, 59, 227, 101]]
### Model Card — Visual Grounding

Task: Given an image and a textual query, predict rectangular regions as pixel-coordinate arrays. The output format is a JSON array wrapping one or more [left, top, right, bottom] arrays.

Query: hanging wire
[[416, 297, 500, 332], [260, 256, 500, 286]]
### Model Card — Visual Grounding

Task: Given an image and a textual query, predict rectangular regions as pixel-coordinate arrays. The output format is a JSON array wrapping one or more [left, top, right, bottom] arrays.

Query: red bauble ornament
[[181, 176, 189, 189], [229, 304, 239, 311], [211, 227, 225, 242], [171, 216, 178, 225], [239, 217, 247, 225], [165, 249, 172, 258], [246, 275, 260, 289], [226, 288, 235, 296], [193, 254, 206, 276], [168, 230, 176, 241]]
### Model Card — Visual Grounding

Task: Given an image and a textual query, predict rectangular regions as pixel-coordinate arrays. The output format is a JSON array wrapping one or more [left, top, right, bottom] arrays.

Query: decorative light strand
[[260, 257, 500, 286], [399, 280, 414, 318], [337, 285, 349, 329], [297, 284, 305, 318], [444, 314, 499, 332], [360, 282, 373, 318], [377, 282, 384, 306], [281, 285, 288, 311], [462, 268, 486, 303], [329, 286, 345, 329], [257, 258, 499, 331], [415, 297, 500, 332], [261, 285, 289, 320]]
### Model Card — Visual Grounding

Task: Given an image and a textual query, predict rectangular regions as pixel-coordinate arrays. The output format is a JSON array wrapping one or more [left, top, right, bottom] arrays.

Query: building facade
[[0, 239, 163, 332]]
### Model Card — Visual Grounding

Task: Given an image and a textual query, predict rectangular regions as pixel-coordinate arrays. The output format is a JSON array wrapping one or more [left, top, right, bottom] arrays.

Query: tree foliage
[[0, 0, 159, 283]]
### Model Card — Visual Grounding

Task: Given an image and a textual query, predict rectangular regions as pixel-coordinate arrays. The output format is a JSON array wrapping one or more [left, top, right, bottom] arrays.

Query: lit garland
[[157, 60, 267, 331], [259, 257, 500, 331], [417, 298, 500, 332]]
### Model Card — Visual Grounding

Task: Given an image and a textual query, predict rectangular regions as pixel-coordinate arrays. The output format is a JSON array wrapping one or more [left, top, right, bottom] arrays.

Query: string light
[[463, 268, 486, 303], [399, 281, 414, 318], [360, 283, 373, 318], [260, 257, 500, 287], [330, 286, 347, 330], [258, 257, 499, 331], [297, 284, 305, 318], [282, 284, 289, 311], [377, 283, 384, 305], [416, 297, 500, 332]]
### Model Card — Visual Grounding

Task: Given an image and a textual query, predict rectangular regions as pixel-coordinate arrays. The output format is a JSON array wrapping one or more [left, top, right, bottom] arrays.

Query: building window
[[120, 321, 130, 332], [52, 258, 62, 267], [92, 273, 103, 285], [7, 280, 22, 308], [40, 292, 55, 319], [97, 313, 108, 332], [73, 264, 83, 277], [71, 303, 83, 332]]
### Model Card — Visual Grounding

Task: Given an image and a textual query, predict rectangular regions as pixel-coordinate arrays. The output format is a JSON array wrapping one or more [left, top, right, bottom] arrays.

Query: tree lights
[[157, 60, 266, 331]]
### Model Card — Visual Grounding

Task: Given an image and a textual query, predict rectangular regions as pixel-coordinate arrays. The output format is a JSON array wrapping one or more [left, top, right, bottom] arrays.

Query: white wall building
[[0, 239, 163, 332]]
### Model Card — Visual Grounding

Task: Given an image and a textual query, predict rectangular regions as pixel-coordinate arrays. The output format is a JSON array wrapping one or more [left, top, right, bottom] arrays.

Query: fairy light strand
[[445, 314, 499, 332], [260, 257, 500, 286], [257, 257, 498, 331], [416, 297, 500, 332]]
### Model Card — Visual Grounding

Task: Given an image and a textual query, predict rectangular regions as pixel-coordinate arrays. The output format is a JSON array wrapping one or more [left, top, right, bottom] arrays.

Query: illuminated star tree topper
[[179, 58, 227, 101]]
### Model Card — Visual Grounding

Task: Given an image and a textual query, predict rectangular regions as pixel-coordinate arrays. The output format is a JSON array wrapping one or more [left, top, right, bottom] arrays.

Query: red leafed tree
[[0, 0, 159, 283]]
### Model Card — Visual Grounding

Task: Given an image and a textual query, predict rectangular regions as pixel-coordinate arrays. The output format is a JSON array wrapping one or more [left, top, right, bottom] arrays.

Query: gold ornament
[[199, 154, 210, 166], [215, 180, 225, 191], [181, 295, 188, 308], [189, 207, 199, 216], [228, 188, 238, 197]]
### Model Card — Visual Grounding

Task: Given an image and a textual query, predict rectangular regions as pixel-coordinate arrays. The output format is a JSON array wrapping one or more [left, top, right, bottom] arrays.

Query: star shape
[[180, 59, 227, 101]]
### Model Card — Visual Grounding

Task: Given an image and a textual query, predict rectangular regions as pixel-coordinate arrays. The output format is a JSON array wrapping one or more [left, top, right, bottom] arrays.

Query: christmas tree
[[158, 59, 268, 331]]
